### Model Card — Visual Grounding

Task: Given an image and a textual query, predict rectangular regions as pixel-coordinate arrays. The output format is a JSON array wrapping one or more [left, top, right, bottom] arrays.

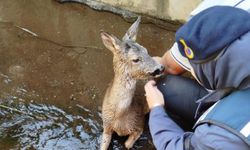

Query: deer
[[100, 16, 164, 150]]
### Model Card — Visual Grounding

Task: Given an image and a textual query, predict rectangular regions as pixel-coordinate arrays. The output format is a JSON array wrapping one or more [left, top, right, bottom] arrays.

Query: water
[[0, 87, 102, 149], [0, 0, 177, 149]]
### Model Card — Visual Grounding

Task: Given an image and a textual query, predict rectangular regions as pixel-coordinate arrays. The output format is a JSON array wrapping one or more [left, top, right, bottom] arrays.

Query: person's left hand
[[144, 80, 165, 110]]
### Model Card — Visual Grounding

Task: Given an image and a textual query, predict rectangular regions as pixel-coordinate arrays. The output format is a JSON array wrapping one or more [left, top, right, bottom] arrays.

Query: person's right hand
[[144, 80, 165, 110]]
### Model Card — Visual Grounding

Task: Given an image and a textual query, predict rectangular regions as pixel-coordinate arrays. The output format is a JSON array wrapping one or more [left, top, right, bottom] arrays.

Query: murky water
[[0, 0, 177, 149]]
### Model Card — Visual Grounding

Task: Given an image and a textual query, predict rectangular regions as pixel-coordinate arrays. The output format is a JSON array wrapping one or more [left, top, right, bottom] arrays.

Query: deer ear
[[122, 16, 141, 41], [100, 31, 121, 53]]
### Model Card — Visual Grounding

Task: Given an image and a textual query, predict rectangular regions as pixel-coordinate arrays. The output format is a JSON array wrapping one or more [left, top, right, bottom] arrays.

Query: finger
[[144, 83, 153, 93], [144, 84, 153, 96], [145, 80, 156, 88], [149, 80, 156, 86], [144, 85, 150, 94], [144, 81, 151, 90], [145, 80, 157, 92]]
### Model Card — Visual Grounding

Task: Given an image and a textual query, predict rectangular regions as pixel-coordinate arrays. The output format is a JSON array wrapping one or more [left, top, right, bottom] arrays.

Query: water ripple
[[0, 100, 102, 150]]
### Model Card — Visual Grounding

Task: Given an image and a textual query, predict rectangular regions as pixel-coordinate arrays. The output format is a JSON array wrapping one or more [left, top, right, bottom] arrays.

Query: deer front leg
[[125, 130, 143, 149], [101, 127, 113, 150]]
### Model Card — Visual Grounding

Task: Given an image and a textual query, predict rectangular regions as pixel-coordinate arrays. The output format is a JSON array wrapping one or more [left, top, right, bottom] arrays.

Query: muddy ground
[[0, 0, 177, 149]]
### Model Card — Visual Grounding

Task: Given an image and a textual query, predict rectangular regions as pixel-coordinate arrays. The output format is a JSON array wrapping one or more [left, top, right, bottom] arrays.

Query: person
[[144, 1, 250, 150]]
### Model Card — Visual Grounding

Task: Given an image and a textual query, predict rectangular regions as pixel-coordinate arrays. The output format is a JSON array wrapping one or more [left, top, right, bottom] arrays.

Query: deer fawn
[[100, 17, 164, 149]]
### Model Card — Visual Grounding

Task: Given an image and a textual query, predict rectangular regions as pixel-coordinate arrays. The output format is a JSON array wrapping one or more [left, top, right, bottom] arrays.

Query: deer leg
[[101, 127, 113, 150], [125, 130, 143, 149]]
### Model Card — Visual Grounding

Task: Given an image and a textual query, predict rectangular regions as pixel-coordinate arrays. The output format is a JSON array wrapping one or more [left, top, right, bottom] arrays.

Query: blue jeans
[[156, 75, 208, 128]]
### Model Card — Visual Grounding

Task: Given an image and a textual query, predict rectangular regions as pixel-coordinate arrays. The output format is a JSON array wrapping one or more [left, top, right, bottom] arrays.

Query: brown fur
[[100, 17, 164, 149]]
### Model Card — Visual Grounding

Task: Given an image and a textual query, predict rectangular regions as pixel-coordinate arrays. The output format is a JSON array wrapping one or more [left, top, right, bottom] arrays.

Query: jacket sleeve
[[149, 106, 186, 150], [149, 106, 250, 150]]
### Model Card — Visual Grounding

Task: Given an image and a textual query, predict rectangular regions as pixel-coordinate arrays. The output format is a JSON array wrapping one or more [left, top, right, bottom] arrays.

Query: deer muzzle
[[149, 65, 165, 77]]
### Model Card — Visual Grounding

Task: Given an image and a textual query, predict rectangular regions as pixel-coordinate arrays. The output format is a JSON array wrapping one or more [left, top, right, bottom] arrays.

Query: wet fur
[[100, 17, 163, 149]]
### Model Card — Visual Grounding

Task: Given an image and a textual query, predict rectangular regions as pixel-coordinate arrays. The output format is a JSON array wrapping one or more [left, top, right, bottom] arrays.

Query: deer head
[[101, 17, 164, 79]]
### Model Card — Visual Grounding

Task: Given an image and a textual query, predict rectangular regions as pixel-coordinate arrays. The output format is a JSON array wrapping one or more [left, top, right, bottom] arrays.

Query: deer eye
[[132, 58, 140, 63]]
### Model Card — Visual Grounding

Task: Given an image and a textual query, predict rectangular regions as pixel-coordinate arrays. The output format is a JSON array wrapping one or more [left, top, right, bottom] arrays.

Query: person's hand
[[144, 80, 165, 110]]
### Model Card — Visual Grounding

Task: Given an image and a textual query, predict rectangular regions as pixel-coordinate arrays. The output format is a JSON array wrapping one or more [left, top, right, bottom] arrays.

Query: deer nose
[[160, 65, 165, 72], [150, 66, 165, 76]]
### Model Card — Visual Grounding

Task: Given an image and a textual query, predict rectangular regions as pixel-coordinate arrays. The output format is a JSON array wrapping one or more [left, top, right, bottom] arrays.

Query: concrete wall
[[59, 0, 202, 22], [94, 0, 202, 21]]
